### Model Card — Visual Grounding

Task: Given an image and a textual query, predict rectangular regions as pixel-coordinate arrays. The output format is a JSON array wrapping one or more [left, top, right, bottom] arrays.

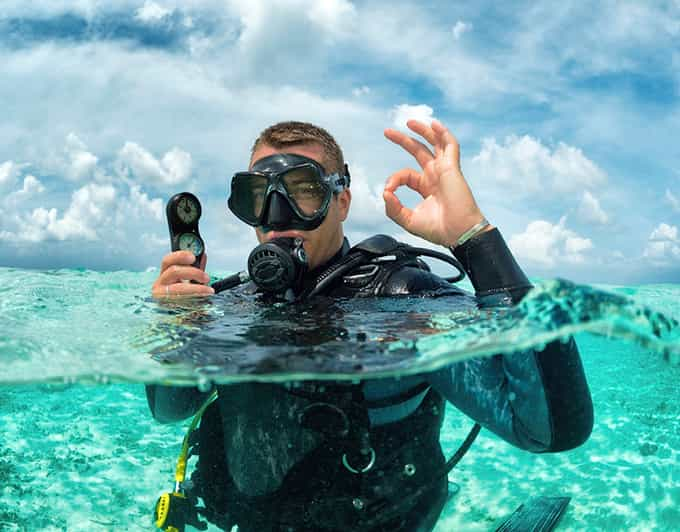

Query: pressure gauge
[[178, 232, 204, 257], [166, 192, 205, 268], [176, 195, 200, 224]]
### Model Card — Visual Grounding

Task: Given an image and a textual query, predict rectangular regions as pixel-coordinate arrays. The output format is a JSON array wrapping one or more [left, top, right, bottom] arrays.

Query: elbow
[[145, 384, 184, 424], [145, 384, 206, 424], [545, 402, 594, 452], [535, 337, 595, 452], [514, 400, 594, 453], [543, 370, 594, 452]]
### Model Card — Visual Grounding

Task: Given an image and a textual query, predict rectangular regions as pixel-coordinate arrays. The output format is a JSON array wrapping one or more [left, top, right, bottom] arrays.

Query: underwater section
[[1, 330, 678, 530]]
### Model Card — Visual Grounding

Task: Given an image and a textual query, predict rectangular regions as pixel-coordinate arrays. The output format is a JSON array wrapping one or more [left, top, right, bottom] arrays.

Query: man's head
[[243, 121, 352, 270]]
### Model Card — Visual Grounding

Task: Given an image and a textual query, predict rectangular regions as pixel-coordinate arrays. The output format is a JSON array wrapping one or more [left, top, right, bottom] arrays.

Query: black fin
[[495, 496, 571, 532]]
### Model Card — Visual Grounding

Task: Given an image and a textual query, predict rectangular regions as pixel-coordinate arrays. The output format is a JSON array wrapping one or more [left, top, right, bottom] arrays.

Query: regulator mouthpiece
[[247, 237, 308, 295]]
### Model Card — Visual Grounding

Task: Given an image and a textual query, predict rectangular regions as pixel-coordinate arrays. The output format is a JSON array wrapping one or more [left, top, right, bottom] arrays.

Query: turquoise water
[[0, 267, 679, 530]]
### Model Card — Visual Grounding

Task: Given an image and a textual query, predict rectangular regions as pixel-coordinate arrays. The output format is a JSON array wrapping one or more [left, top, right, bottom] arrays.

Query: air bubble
[[197, 376, 213, 392]]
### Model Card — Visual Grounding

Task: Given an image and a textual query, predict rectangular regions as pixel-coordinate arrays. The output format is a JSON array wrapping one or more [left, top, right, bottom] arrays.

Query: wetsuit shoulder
[[330, 255, 468, 298], [378, 264, 466, 296]]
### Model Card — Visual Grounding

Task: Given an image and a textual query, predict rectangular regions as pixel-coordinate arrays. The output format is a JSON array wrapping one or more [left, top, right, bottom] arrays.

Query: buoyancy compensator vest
[[210, 234, 467, 299], [185, 383, 479, 531], [155, 235, 479, 531]]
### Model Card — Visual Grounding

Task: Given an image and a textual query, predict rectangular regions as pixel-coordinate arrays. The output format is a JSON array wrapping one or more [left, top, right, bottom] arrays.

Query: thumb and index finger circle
[[384, 168, 428, 198], [383, 187, 413, 229], [383, 167, 429, 229]]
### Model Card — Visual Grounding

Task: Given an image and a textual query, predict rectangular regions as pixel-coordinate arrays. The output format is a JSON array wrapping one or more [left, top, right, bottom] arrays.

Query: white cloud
[[468, 135, 607, 197], [352, 86, 371, 97], [228, 0, 358, 78], [509, 217, 593, 268], [119, 185, 164, 223], [135, 1, 172, 23], [2, 183, 117, 243], [390, 104, 435, 131], [0, 177, 166, 247], [51, 183, 117, 240], [577, 190, 608, 224], [64, 133, 99, 181], [354, 4, 510, 105], [643, 223, 680, 264], [665, 189, 680, 213], [650, 222, 678, 242], [117, 142, 192, 186], [0, 161, 21, 190], [452, 21, 472, 40], [344, 165, 386, 227], [6, 175, 45, 205], [308, 0, 357, 35], [20, 175, 44, 195]]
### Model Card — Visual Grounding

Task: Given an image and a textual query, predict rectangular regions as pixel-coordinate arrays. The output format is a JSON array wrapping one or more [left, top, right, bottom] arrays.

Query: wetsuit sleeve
[[452, 227, 532, 304], [145, 384, 213, 424], [430, 228, 593, 452]]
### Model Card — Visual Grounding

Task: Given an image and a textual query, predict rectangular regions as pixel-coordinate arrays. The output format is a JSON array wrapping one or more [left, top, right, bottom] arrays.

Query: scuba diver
[[147, 119, 593, 531]]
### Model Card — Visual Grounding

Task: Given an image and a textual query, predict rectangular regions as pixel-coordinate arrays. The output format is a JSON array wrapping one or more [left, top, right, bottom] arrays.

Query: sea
[[0, 267, 678, 531]]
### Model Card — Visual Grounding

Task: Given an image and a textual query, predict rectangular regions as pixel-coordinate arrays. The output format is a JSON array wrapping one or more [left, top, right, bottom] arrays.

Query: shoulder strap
[[305, 235, 466, 298]]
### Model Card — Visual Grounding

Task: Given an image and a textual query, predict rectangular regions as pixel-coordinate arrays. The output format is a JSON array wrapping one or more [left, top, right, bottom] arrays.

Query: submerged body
[[147, 228, 593, 530]]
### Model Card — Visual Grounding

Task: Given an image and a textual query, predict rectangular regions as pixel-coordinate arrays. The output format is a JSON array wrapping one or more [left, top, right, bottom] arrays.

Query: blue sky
[[0, 1, 678, 284]]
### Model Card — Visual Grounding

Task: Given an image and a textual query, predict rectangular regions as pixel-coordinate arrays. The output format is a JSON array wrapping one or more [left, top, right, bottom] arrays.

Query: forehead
[[250, 142, 326, 170]]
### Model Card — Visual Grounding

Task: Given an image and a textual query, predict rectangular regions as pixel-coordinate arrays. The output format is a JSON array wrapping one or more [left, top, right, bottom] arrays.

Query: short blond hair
[[251, 121, 345, 175]]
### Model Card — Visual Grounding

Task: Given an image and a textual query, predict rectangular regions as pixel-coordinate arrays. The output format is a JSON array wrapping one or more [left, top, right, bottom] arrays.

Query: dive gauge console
[[166, 192, 205, 268]]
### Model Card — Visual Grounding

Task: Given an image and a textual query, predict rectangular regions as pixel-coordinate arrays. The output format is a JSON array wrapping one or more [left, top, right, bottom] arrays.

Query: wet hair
[[251, 121, 345, 176]]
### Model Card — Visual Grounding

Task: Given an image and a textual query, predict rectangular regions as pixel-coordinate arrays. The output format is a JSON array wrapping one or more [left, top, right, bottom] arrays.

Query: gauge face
[[178, 233, 204, 256], [176, 195, 199, 224]]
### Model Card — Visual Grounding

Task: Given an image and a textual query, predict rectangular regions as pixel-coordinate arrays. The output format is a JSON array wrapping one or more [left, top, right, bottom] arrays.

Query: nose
[[261, 191, 296, 229]]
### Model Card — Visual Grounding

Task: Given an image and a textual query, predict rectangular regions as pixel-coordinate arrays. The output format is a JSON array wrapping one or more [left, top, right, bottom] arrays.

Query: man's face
[[251, 142, 351, 270]]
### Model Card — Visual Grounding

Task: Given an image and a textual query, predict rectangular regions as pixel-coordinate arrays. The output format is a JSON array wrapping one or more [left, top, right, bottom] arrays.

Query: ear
[[336, 189, 351, 221]]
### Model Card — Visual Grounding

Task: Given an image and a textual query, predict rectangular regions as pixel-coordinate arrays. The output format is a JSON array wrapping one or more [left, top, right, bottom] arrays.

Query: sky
[[0, 0, 678, 285]]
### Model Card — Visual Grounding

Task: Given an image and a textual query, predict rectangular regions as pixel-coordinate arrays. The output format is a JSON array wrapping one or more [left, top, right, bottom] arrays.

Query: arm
[[383, 120, 593, 452], [147, 247, 215, 421], [145, 384, 213, 424], [430, 228, 593, 451]]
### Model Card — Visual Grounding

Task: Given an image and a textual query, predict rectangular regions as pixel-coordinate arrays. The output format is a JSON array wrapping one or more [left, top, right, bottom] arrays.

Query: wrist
[[446, 218, 493, 249]]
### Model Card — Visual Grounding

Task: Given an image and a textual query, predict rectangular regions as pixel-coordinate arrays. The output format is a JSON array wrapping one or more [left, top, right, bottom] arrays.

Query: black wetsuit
[[146, 229, 593, 531]]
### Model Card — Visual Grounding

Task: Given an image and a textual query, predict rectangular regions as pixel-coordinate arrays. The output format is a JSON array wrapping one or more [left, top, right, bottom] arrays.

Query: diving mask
[[228, 153, 350, 231]]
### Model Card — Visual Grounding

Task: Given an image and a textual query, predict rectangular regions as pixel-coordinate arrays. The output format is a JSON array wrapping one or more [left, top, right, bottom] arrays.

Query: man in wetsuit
[[148, 119, 593, 531]]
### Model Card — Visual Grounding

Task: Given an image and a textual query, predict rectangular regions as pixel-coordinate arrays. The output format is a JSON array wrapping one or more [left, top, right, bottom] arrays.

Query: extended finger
[[406, 120, 437, 147], [431, 120, 460, 163], [384, 128, 434, 169], [160, 250, 198, 273], [384, 168, 429, 198]]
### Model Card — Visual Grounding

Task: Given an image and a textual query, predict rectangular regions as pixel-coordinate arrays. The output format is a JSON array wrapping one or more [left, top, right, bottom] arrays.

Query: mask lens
[[232, 174, 269, 223], [282, 167, 329, 216]]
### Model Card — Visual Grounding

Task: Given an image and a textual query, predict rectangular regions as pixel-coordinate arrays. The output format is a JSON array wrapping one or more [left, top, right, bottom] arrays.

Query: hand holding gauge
[[150, 192, 214, 297]]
